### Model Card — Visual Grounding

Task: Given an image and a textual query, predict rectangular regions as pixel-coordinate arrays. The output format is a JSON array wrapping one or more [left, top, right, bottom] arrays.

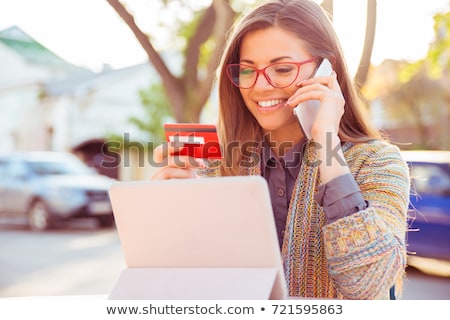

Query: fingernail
[[195, 158, 206, 167], [170, 141, 185, 148]]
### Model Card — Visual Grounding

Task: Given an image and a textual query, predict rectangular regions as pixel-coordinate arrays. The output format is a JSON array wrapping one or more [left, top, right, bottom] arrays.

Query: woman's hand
[[288, 71, 345, 140], [287, 71, 349, 184], [150, 143, 204, 180]]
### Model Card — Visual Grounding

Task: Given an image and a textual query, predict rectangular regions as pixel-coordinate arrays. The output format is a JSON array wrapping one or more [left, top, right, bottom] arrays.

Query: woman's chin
[[260, 120, 301, 138]]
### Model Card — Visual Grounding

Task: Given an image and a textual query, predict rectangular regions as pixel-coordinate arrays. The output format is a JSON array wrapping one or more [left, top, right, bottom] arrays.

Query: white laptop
[[108, 175, 288, 300]]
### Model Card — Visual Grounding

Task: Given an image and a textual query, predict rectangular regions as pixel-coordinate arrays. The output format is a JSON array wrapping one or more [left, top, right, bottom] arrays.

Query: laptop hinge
[[108, 267, 282, 300]]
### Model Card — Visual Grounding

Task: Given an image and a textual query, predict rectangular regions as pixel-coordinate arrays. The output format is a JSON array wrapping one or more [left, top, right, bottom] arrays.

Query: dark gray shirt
[[260, 141, 367, 245]]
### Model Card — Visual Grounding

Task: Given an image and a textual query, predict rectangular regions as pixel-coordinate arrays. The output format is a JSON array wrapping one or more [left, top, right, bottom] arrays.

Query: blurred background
[[0, 0, 449, 299]]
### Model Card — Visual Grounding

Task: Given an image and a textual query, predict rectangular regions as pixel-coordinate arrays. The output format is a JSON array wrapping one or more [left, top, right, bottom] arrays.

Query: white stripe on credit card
[[168, 135, 205, 144]]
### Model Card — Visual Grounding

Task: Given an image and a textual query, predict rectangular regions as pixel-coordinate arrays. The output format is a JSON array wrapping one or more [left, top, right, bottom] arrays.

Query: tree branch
[[184, 4, 216, 86], [106, 0, 179, 87], [354, 0, 377, 91], [196, 0, 235, 106]]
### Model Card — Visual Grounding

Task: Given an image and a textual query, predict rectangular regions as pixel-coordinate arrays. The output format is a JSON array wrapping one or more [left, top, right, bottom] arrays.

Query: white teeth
[[258, 100, 284, 108]]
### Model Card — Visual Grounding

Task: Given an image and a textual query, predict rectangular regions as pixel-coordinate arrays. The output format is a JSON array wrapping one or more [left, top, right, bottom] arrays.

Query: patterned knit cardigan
[[240, 139, 410, 299]]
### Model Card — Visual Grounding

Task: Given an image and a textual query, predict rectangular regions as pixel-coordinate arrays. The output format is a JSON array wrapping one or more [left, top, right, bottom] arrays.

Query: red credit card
[[164, 123, 222, 159]]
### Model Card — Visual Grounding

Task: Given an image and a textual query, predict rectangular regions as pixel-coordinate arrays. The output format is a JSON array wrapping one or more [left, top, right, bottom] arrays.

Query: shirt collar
[[261, 139, 305, 178]]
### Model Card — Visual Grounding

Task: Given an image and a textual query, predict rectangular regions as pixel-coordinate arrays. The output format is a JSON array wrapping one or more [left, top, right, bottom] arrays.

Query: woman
[[152, 0, 410, 300]]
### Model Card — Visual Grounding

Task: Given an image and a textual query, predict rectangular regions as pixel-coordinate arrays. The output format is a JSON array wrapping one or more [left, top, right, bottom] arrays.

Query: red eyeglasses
[[226, 58, 318, 89]]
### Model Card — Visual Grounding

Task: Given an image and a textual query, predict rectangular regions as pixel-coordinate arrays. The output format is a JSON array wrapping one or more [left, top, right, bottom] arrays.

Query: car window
[[410, 163, 450, 195], [3, 160, 30, 179], [28, 159, 91, 176], [0, 160, 7, 178]]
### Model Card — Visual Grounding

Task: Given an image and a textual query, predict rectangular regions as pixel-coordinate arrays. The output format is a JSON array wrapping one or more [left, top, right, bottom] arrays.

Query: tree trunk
[[107, 0, 235, 123], [354, 0, 377, 91]]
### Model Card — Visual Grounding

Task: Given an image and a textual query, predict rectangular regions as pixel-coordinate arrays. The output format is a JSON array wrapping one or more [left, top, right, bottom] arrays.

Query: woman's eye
[[240, 68, 255, 76], [274, 65, 295, 74]]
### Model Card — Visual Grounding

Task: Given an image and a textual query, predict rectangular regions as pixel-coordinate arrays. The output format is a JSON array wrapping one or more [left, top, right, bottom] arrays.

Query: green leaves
[[128, 82, 173, 148]]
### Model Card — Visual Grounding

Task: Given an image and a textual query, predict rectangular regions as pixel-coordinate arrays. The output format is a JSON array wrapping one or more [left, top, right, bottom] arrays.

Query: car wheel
[[28, 200, 52, 231], [97, 215, 115, 228]]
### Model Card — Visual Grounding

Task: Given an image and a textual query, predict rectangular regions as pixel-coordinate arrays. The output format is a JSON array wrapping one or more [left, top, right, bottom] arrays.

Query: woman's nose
[[253, 73, 273, 89]]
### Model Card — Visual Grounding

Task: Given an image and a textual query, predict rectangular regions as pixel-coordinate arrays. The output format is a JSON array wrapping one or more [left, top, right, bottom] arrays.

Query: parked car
[[401, 150, 450, 261], [0, 151, 115, 231]]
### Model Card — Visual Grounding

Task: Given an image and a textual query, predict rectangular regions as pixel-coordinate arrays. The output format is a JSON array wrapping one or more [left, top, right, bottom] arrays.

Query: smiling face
[[239, 26, 317, 143]]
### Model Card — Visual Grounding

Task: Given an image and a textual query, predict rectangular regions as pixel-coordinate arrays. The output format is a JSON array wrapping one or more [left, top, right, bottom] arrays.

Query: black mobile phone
[[293, 58, 333, 140]]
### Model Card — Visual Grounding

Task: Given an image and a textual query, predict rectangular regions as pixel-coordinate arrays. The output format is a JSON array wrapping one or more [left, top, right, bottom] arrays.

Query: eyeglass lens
[[227, 63, 300, 89]]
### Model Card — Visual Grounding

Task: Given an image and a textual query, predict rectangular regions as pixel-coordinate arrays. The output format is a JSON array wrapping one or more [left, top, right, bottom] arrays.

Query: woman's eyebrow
[[239, 56, 294, 65]]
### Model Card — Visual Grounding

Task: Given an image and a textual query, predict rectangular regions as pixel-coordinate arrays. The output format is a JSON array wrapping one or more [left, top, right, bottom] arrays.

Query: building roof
[[0, 26, 83, 71], [43, 62, 153, 96]]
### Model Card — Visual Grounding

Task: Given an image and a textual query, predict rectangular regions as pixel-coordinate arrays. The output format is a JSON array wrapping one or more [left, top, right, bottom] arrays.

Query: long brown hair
[[217, 0, 382, 175]]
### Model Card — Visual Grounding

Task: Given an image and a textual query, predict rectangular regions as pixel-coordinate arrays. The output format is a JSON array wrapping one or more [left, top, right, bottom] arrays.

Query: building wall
[[0, 28, 164, 180], [0, 43, 49, 90]]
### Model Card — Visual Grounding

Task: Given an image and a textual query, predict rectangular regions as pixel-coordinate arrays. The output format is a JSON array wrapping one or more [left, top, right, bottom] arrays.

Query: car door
[[0, 159, 9, 213], [1, 159, 33, 215], [408, 161, 450, 260]]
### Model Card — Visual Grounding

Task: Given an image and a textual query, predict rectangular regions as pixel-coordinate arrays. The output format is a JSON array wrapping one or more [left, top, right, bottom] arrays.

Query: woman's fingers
[[288, 72, 343, 107], [151, 142, 205, 180], [164, 155, 204, 169], [152, 142, 184, 164], [296, 71, 337, 88], [151, 166, 197, 180]]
